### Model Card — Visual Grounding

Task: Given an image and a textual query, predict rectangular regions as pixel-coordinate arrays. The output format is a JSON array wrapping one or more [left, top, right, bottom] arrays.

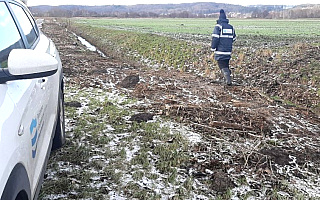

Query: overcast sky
[[27, 0, 320, 6]]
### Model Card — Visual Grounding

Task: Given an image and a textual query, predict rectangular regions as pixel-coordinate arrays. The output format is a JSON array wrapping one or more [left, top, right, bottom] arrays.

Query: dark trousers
[[217, 59, 232, 85], [217, 59, 230, 71]]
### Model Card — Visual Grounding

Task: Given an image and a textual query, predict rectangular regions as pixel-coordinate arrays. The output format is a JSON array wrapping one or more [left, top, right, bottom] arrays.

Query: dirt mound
[[129, 113, 154, 123], [119, 74, 140, 88]]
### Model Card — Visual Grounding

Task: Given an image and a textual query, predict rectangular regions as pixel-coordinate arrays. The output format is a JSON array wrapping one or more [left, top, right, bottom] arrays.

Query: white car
[[0, 0, 65, 199]]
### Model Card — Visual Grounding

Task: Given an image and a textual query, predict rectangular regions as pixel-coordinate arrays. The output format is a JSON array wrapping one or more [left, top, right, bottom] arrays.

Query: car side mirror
[[0, 49, 58, 84]]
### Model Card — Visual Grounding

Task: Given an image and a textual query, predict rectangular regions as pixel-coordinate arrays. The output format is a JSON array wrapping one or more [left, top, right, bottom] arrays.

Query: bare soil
[[41, 19, 320, 199]]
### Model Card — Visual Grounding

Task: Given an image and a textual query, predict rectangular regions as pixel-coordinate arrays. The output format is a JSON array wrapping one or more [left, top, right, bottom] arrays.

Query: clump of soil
[[65, 101, 82, 108], [129, 113, 154, 123], [210, 171, 235, 193], [119, 74, 140, 88], [259, 147, 290, 165]]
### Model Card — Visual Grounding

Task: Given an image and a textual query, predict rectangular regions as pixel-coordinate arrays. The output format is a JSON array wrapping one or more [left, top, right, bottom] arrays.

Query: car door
[[6, 1, 52, 194], [0, 1, 38, 197]]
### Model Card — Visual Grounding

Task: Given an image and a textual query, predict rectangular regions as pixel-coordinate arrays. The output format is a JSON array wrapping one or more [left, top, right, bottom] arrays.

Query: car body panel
[[0, 0, 64, 199]]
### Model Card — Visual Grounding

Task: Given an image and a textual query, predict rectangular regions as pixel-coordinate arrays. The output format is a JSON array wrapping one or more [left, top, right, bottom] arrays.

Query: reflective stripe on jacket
[[211, 19, 236, 60]]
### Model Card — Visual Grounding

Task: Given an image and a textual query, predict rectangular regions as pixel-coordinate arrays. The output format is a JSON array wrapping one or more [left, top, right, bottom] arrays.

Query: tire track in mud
[[42, 19, 320, 199]]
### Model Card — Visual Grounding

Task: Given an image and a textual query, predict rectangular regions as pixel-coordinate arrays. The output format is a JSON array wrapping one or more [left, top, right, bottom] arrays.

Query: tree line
[[32, 10, 221, 18], [30, 4, 320, 19]]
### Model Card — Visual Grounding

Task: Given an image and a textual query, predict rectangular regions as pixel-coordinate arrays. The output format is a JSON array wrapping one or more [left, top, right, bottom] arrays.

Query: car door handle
[[18, 125, 24, 136], [38, 78, 48, 89]]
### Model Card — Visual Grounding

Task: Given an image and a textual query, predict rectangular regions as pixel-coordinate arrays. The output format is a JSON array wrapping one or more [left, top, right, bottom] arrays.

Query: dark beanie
[[219, 9, 227, 19]]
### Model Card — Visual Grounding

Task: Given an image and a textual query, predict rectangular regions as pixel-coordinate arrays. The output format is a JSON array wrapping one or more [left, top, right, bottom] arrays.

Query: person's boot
[[221, 68, 232, 85]]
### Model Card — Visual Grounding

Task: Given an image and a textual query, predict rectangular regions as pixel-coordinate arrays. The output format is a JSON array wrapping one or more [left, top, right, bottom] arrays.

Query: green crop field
[[75, 18, 320, 37], [70, 17, 320, 76]]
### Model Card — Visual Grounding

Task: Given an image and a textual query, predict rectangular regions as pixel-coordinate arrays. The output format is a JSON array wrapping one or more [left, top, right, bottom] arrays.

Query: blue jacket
[[211, 19, 236, 60]]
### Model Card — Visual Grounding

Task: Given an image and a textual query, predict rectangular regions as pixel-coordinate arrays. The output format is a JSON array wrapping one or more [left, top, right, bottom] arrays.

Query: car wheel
[[1, 164, 31, 200], [52, 86, 65, 151]]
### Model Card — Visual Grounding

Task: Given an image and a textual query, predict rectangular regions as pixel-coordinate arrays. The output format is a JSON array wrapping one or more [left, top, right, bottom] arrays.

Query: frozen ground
[[40, 19, 320, 199]]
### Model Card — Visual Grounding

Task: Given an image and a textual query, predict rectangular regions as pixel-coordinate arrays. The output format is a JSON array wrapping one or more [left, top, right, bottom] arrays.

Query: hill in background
[[30, 2, 320, 18]]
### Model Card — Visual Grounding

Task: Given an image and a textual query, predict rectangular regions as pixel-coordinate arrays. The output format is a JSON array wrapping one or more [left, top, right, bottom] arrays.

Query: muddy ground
[[41, 19, 320, 199]]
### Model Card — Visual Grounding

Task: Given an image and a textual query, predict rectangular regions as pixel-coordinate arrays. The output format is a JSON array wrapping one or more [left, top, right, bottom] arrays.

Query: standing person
[[211, 9, 236, 86]]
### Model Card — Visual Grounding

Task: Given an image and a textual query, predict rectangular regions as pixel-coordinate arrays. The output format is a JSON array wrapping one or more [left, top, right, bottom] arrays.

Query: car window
[[0, 2, 24, 68], [10, 3, 37, 48], [24, 8, 37, 33]]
